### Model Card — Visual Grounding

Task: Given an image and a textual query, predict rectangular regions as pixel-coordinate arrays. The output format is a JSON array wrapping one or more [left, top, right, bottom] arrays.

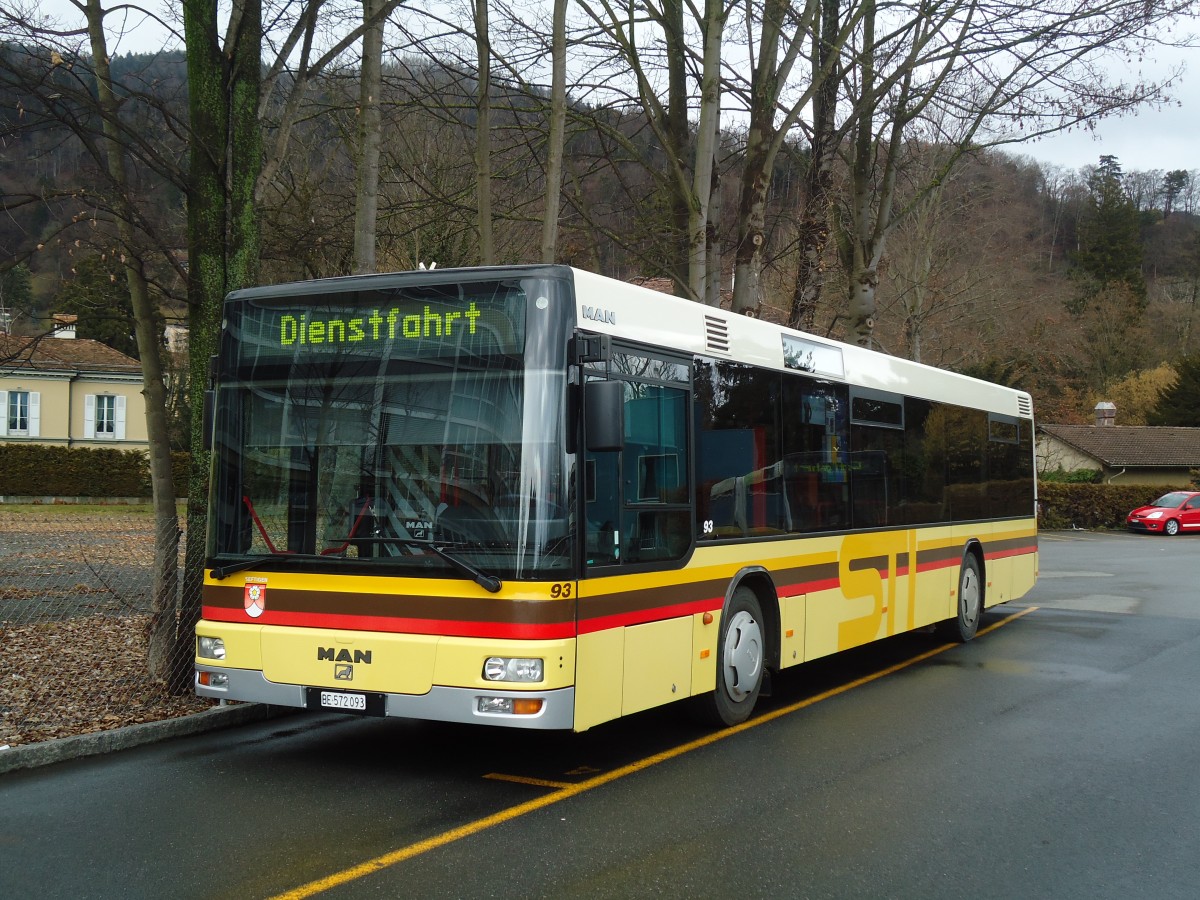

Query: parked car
[[1127, 491, 1200, 536]]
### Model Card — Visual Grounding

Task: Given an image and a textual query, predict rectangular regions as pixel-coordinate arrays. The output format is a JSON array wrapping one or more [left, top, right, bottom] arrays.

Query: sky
[[1012, 42, 1198, 175]]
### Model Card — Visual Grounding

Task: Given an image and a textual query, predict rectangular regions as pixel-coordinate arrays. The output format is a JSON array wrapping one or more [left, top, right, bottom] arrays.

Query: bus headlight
[[483, 657, 544, 683], [197, 636, 226, 660]]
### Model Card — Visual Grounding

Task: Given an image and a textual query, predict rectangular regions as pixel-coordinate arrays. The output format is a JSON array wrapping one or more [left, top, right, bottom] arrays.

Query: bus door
[[575, 338, 696, 727], [580, 342, 693, 570]]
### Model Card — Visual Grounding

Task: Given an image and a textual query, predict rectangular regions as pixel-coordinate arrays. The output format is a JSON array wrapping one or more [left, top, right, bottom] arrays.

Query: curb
[[0, 703, 293, 776]]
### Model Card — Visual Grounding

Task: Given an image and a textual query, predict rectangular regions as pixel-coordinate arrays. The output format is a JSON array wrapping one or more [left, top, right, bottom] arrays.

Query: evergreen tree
[[1147, 354, 1200, 426], [1070, 155, 1146, 311], [56, 255, 141, 357], [1162, 170, 1189, 217], [0, 263, 33, 332]]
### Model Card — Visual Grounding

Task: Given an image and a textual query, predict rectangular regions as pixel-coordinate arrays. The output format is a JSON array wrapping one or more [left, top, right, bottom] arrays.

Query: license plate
[[305, 687, 385, 716], [320, 690, 366, 711]]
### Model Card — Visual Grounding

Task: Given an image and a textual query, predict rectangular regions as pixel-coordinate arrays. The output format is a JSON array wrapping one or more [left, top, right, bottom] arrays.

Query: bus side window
[[585, 453, 620, 564]]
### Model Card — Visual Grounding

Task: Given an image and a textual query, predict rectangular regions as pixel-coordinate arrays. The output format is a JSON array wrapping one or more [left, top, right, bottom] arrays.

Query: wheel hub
[[722, 610, 763, 702]]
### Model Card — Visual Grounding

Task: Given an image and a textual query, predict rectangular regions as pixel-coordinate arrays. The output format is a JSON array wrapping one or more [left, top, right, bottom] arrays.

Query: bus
[[195, 265, 1037, 730]]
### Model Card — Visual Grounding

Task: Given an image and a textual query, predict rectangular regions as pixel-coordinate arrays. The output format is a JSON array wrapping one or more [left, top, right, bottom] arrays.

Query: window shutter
[[84, 394, 96, 439], [0, 391, 7, 437], [28, 392, 40, 437], [114, 395, 127, 440]]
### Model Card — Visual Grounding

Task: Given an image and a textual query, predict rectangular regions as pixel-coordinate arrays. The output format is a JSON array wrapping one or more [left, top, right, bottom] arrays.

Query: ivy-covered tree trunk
[[175, 0, 262, 692]]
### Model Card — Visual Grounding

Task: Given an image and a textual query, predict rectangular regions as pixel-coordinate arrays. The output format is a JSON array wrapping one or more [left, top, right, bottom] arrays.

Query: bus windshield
[[207, 275, 572, 580]]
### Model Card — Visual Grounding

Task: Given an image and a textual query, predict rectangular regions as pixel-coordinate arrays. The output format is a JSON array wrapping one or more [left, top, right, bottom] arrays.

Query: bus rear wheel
[[698, 586, 765, 727], [936, 553, 982, 642]]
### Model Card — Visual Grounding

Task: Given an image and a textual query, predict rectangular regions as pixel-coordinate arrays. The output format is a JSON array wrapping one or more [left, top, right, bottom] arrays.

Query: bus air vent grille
[[705, 316, 730, 354], [1018, 395, 1033, 418]]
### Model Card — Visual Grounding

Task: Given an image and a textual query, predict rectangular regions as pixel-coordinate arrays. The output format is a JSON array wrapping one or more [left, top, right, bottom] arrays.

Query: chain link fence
[[0, 505, 213, 748]]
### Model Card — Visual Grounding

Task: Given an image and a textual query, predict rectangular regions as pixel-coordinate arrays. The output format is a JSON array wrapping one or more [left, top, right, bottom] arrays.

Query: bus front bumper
[[195, 665, 575, 730]]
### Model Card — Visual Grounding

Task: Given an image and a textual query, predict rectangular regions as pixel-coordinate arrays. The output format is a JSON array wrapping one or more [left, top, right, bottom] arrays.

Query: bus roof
[[226, 264, 1032, 420]]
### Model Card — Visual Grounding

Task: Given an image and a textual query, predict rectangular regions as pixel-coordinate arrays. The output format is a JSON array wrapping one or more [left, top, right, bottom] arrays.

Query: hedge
[[1037, 482, 1185, 530], [0, 444, 190, 498]]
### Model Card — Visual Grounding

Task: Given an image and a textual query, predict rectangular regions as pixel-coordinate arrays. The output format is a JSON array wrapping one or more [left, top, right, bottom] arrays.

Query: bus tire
[[697, 586, 765, 727], [937, 552, 983, 642]]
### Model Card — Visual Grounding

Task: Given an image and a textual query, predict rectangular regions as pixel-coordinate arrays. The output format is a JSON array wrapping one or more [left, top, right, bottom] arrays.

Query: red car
[[1127, 491, 1200, 536]]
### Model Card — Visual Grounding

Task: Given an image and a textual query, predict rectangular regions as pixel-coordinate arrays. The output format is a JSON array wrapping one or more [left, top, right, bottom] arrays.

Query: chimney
[[1094, 401, 1116, 426], [51, 313, 78, 339]]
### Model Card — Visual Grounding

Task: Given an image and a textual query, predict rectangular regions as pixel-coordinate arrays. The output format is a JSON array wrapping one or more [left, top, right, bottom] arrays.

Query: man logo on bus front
[[334, 664, 354, 681]]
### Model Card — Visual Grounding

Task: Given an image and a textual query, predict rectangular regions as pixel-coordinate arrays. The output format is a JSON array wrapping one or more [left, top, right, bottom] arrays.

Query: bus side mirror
[[585, 380, 624, 452]]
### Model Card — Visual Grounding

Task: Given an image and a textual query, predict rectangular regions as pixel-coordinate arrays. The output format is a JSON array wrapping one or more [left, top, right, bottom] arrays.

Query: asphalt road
[[2, 530, 1199, 899]]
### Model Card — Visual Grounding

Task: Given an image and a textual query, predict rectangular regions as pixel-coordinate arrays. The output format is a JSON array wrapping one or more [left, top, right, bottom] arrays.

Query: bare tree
[[574, 0, 726, 297], [726, 0, 859, 315], [78, 0, 181, 681], [832, 0, 1193, 347]]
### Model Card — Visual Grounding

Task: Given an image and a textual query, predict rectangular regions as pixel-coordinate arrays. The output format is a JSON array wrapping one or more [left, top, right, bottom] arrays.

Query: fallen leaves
[[1, 507, 211, 749], [0, 614, 213, 747]]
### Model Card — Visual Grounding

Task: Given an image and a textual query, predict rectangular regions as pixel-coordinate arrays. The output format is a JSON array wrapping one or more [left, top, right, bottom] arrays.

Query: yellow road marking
[[269, 606, 1038, 899], [483, 773, 576, 789]]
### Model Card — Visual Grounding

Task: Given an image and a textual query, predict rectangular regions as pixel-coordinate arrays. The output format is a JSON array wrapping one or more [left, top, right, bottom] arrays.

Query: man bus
[[196, 265, 1037, 730]]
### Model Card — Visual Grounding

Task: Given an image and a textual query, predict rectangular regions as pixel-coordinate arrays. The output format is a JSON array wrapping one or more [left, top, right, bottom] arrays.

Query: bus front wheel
[[699, 586, 765, 727], [937, 552, 983, 642]]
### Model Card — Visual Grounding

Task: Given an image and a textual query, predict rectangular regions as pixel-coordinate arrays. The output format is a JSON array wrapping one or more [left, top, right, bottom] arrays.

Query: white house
[[0, 322, 147, 450]]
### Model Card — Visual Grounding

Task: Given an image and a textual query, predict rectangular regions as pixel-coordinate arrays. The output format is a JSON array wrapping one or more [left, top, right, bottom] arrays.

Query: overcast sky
[[1013, 41, 1197, 175]]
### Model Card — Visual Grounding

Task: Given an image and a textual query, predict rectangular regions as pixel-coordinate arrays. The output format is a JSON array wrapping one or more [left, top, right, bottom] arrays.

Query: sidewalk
[[0, 702, 291, 776]]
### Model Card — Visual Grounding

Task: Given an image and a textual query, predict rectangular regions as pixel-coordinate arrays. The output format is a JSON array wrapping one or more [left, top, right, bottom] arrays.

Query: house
[[0, 318, 147, 450], [1038, 406, 1200, 486]]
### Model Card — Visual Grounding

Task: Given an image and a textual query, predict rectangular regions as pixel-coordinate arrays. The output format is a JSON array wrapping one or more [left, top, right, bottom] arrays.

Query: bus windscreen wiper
[[209, 552, 326, 581], [425, 543, 503, 593]]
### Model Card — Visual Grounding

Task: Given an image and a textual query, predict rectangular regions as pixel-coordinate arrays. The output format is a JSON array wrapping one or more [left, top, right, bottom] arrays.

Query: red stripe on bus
[[200, 606, 576, 640], [577, 597, 721, 634], [776, 576, 841, 595], [985, 545, 1037, 561]]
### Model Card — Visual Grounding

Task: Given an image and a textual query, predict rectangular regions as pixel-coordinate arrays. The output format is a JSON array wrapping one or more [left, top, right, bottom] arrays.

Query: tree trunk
[[474, 0, 494, 264], [687, 0, 724, 301], [83, 0, 180, 684], [731, 122, 771, 315], [540, 0, 568, 263], [705, 161, 722, 306], [353, 0, 385, 274], [661, 0, 691, 297]]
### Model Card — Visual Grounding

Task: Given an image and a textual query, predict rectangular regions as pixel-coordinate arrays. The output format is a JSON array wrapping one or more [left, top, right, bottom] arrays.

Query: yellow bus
[[195, 265, 1037, 730]]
